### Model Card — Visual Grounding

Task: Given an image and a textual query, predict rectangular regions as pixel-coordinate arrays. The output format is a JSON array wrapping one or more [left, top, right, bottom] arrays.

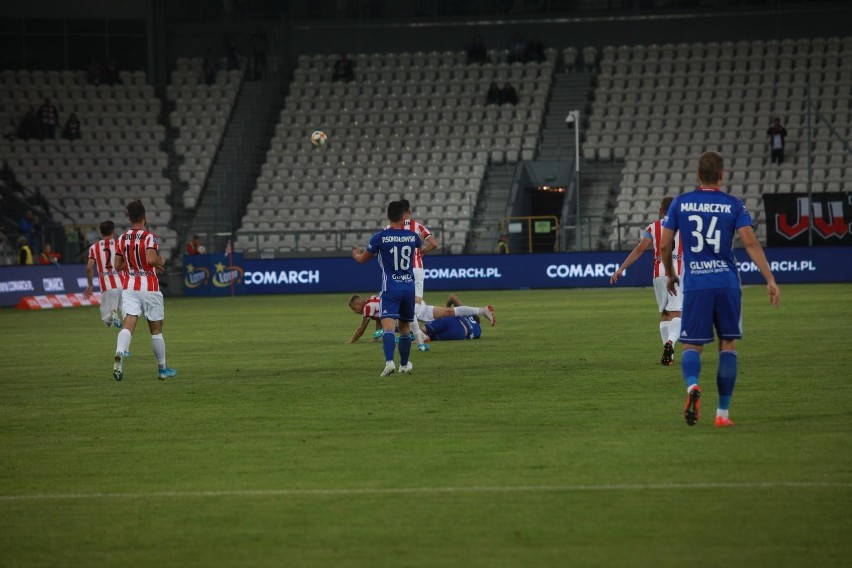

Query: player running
[[353, 200, 422, 376], [660, 151, 779, 428], [112, 200, 177, 381], [82, 220, 126, 329], [610, 196, 685, 366]]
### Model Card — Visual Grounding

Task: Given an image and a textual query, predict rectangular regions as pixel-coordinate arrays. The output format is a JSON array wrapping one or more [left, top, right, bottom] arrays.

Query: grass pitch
[[1, 284, 851, 567]]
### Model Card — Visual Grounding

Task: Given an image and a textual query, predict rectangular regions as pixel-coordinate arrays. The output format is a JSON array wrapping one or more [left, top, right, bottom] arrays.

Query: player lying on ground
[[345, 293, 495, 344]]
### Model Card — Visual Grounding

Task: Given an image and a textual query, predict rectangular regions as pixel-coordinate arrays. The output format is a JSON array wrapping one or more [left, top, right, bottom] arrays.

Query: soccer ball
[[310, 130, 327, 147], [197, 245, 206, 254]]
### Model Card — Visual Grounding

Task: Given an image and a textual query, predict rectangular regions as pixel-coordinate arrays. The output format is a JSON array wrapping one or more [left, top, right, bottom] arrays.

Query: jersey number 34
[[688, 215, 721, 254]]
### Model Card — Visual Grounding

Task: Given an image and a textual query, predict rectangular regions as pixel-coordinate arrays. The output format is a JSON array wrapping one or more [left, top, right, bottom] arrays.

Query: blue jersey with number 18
[[662, 188, 753, 291], [366, 228, 422, 292]]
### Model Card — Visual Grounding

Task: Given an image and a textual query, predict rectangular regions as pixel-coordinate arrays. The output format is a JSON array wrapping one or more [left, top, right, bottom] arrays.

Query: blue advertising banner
[[183, 253, 245, 296], [0, 263, 88, 307], [2, 247, 850, 306], [239, 247, 852, 296]]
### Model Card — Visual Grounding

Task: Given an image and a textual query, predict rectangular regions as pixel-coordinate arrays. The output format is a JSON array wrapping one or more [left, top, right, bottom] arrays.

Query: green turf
[[1, 284, 851, 567]]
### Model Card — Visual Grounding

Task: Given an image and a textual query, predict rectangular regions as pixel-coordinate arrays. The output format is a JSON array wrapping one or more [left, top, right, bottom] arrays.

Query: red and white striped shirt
[[385, 219, 432, 268], [88, 238, 126, 291], [116, 229, 160, 292], [363, 296, 381, 320], [644, 219, 683, 279]]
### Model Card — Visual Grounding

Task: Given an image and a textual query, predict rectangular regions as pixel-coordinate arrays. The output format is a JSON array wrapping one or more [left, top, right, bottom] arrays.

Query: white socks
[[659, 321, 670, 344], [454, 306, 479, 317], [668, 317, 682, 343], [116, 328, 132, 355], [151, 333, 166, 367]]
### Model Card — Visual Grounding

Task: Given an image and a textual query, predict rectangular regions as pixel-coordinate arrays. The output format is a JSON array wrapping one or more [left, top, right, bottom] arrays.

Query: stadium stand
[[167, 58, 244, 210], [0, 69, 178, 257], [578, 37, 851, 249], [235, 48, 555, 257]]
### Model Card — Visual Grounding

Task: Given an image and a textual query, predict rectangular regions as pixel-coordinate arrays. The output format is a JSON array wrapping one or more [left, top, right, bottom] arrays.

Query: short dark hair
[[399, 198, 411, 213], [387, 200, 406, 222], [698, 151, 724, 185], [99, 220, 115, 236], [660, 196, 674, 213], [126, 200, 145, 223]]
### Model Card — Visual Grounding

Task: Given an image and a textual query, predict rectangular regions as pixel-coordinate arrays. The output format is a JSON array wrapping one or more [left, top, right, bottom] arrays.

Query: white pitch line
[[0, 481, 849, 502]]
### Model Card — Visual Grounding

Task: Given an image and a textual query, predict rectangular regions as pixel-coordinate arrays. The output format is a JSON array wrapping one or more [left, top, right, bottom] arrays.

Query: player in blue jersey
[[660, 151, 780, 427], [423, 316, 482, 341], [352, 200, 422, 377]]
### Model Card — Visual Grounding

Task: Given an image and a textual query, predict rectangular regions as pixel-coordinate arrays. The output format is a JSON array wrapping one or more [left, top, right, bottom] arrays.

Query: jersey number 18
[[390, 246, 413, 271]]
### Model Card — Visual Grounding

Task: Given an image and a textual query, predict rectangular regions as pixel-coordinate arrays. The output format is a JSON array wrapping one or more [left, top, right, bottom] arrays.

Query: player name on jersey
[[679, 203, 733, 213]]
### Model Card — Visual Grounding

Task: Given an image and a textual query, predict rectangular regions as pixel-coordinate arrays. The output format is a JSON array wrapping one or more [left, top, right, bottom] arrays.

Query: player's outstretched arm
[[610, 237, 651, 284], [738, 225, 780, 308], [352, 246, 373, 264], [345, 317, 372, 343]]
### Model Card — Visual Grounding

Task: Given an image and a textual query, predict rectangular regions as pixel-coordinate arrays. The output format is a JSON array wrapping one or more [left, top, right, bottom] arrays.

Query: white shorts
[[122, 289, 165, 322], [653, 276, 683, 313], [99, 287, 123, 325], [413, 267, 424, 299]]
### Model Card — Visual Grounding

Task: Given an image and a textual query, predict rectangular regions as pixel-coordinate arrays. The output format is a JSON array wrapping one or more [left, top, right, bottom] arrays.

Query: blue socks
[[681, 349, 701, 391], [717, 350, 738, 411], [382, 332, 395, 362], [398, 333, 412, 366]]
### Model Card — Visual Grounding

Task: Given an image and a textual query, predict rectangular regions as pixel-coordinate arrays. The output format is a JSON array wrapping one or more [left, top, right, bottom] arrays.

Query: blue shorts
[[379, 289, 415, 323], [425, 317, 481, 340], [680, 288, 743, 345]]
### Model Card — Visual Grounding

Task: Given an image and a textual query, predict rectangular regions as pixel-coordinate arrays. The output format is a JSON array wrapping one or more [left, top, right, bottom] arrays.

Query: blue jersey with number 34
[[366, 228, 422, 292], [662, 188, 752, 291]]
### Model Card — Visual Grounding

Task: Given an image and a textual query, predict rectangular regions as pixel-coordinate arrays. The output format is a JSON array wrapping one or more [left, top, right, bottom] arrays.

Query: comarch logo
[[244, 270, 320, 285], [423, 267, 502, 279], [546, 263, 620, 278], [212, 262, 244, 288], [184, 263, 210, 289]]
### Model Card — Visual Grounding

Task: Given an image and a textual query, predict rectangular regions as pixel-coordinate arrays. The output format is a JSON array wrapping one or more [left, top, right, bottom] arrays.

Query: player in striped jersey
[[610, 196, 685, 366], [111, 200, 176, 382], [82, 220, 125, 329], [398, 199, 439, 351]]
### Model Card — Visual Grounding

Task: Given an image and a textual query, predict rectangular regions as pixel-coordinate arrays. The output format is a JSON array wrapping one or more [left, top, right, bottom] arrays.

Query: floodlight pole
[[566, 110, 581, 250]]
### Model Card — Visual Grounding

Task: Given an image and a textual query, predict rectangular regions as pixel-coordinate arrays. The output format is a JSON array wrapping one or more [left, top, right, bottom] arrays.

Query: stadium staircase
[[469, 164, 516, 254], [537, 72, 593, 161], [187, 80, 286, 251]]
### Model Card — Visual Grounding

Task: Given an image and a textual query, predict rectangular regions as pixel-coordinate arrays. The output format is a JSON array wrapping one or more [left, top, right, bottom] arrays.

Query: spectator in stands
[[18, 209, 38, 249], [37, 98, 59, 140], [88, 57, 105, 85], [105, 59, 122, 85], [332, 53, 355, 82], [17, 236, 33, 265], [16, 107, 39, 140], [525, 38, 546, 63], [38, 243, 61, 265], [486, 82, 502, 105], [203, 48, 219, 85], [467, 35, 488, 65], [62, 113, 81, 141], [224, 32, 240, 71], [767, 117, 788, 165], [251, 25, 269, 81], [508, 33, 527, 63], [500, 82, 519, 106], [186, 234, 204, 255]]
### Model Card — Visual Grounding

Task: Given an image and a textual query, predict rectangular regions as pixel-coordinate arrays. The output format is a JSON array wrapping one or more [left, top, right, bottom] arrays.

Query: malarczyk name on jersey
[[680, 203, 733, 214]]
